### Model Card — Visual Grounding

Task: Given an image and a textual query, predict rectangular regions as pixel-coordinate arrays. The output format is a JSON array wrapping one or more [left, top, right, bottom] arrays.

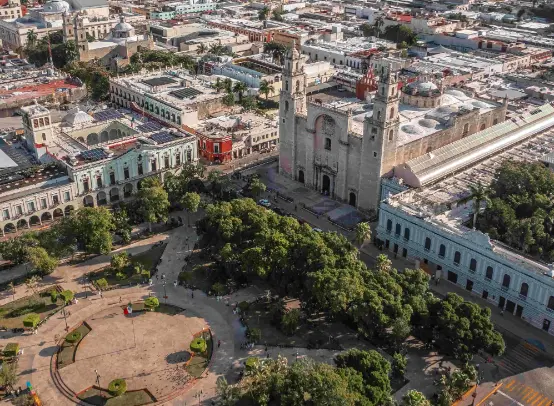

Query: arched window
[[463, 123, 469, 135], [486, 266, 493, 280], [424, 237, 431, 251], [395, 223, 401, 236], [520, 283, 529, 297], [439, 244, 446, 257], [377, 111, 381, 121], [389, 129, 394, 141], [404, 227, 410, 241], [386, 219, 392, 232], [493, 118, 498, 125], [502, 274, 511, 289], [480, 123, 486, 131], [390, 107, 395, 117], [296, 80, 300, 93], [284, 101, 289, 113], [454, 251, 461, 265], [469, 258, 477, 272], [324, 138, 331, 150], [285, 81, 289, 91], [548, 296, 554, 311]]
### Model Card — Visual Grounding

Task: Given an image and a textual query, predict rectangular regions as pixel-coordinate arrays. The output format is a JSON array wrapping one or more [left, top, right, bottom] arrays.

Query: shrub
[[141, 269, 150, 278], [247, 327, 262, 343], [50, 290, 58, 304], [144, 297, 160, 311], [392, 352, 407, 379], [65, 330, 82, 344], [211, 282, 226, 295], [238, 301, 250, 313], [245, 357, 259, 373], [3, 342, 19, 357], [108, 378, 127, 397], [280, 309, 300, 336], [23, 313, 40, 329], [116, 272, 126, 280], [190, 337, 207, 354], [96, 278, 108, 290], [59, 290, 74, 304]]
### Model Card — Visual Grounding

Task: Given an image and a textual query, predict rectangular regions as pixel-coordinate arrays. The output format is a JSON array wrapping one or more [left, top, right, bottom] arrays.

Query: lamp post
[[163, 280, 167, 303], [94, 369, 100, 387], [62, 305, 69, 331]]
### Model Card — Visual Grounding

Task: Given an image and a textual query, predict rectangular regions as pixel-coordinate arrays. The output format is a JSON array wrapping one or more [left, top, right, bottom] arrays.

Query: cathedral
[[278, 48, 508, 212]]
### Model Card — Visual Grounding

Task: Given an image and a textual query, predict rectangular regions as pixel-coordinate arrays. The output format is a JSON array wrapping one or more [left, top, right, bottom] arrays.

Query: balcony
[[501, 286, 509, 292]]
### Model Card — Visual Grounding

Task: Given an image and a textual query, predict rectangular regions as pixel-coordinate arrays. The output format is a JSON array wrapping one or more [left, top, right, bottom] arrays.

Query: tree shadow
[[166, 350, 191, 364], [38, 346, 58, 357]]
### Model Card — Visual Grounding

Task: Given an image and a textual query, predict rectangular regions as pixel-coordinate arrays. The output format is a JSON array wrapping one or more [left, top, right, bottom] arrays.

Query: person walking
[[218, 340, 221, 348]]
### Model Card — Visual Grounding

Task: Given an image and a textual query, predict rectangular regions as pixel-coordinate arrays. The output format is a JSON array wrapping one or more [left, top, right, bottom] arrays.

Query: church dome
[[43, 0, 70, 13], [418, 118, 440, 128], [445, 89, 467, 98], [63, 108, 93, 126], [401, 124, 423, 135], [114, 20, 134, 32], [407, 81, 438, 92]]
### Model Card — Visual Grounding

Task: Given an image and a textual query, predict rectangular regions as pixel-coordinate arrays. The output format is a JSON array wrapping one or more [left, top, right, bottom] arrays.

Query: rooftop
[[195, 112, 277, 140]]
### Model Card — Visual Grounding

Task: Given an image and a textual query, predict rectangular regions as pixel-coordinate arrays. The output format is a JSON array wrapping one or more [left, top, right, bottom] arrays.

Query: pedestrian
[[191, 291, 194, 299], [267, 353, 270, 358], [100, 291, 103, 299], [218, 340, 221, 348], [295, 204, 297, 211], [156, 274, 159, 280], [500, 310, 504, 316]]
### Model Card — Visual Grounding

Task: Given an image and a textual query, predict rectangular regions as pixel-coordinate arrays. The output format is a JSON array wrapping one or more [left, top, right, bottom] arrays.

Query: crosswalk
[[497, 342, 549, 378], [502, 379, 553, 406]]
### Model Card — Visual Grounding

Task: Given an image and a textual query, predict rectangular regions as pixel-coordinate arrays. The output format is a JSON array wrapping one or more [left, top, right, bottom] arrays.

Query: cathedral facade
[[278, 50, 507, 212]]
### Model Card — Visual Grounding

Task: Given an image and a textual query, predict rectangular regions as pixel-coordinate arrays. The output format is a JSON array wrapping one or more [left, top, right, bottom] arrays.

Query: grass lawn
[[77, 387, 155, 406], [57, 323, 92, 368], [0, 287, 64, 329], [124, 302, 183, 316], [186, 332, 213, 378], [90, 244, 167, 289]]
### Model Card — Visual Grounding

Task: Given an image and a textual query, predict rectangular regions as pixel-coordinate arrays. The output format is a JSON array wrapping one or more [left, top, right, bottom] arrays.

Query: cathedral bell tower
[[278, 41, 307, 179], [358, 63, 401, 210]]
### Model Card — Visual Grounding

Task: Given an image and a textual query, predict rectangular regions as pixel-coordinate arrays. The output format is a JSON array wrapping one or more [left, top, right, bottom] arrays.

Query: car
[[273, 207, 289, 216], [312, 227, 323, 233], [258, 199, 271, 208]]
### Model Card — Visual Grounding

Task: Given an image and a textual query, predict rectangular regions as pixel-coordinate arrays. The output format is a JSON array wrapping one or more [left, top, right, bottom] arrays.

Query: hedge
[[50, 290, 58, 304], [96, 278, 108, 290], [3, 342, 19, 357], [108, 378, 127, 397], [144, 297, 159, 311], [60, 290, 74, 304], [23, 313, 40, 329], [245, 357, 259, 372], [65, 330, 82, 344], [190, 337, 207, 354]]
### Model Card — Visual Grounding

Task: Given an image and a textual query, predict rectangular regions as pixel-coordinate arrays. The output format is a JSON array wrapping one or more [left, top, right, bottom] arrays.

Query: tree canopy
[[136, 177, 170, 231]]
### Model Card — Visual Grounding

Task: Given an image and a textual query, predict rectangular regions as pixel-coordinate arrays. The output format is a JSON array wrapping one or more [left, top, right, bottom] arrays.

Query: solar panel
[[137, 121, 163, 133], [142, 77, 177, 87], [150, 131, 177, 145], [170, 87, 203, 100], [93, 109, 124, 122], [81, 148, 109, 161]]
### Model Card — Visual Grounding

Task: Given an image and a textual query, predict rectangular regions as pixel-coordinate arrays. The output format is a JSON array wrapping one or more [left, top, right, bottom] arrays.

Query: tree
[[182, 192, 201, 227], [72, 207, 114, 254], [241, 95, 257, 111], [136, 177, 170, 232], [233, 81, 248, 101], [60, 289, 74, 304], [213, 77, 225, 93], [23, 313, 40, 329], [144, 296, 160, 311], [112, 208, 132, 245], [392, 352, 407, 379], [26, 246, 58, 275], [0, 361, 18, 390], [259, 6, 270, 20], [272, 8, 284, 21], [223, 78, 233, 93], [26, 30, 38, 48], [461, 181, 490, 229], [223, 91, 235, 106], [63, 40, 80, 65], [25, 275, 41, 297], [391, 316, 411, 345], [190, 337, 207, 353], [111, 251, 130, 272], [216, 376, 241, 405], [402, 390, 431, 406], [8, 282, 15, 302], [0, 234, 38, 264], [250, 177, 266, 197], [280, 309, 300, 335], [197, 43, 207, 54], [354, 222, 371, 249], [259, 79, 275, 99]]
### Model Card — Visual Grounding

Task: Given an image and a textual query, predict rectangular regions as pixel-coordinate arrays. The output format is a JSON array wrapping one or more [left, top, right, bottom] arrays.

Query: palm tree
[[26, 30, 38, 48], [233, 81, 248, 101], [354, 222, 371, 249], [374, 16, 384, 38], [258, 6, 269, 20], [259, 80, 275, 99], [213, 77, 225, 93], [223, 78, 233, 93], [197, 43, 207, 54], [463, 182, 490, 229]]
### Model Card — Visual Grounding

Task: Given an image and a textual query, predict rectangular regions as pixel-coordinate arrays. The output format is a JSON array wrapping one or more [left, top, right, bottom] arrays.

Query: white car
[[312, 227, 323, 233], [258, 199, 271, 208]]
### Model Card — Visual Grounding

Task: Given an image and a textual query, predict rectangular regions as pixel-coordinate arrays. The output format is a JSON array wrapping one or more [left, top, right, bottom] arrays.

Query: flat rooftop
[[195, 112, 277, 140]]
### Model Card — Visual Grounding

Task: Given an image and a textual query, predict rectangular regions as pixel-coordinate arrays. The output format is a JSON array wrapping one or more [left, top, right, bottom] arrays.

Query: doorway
[[515, 305, 523, 318], [466, 279, 473, 292], [505, 300, 516, 314], [543, 319, 551, 332], [298, 170, 305, 184], [482, 290, 488, 300], [498, 296, 506, 309], [349, 192, 356, 206], [322, 174, 330, 195], [447, 271, 458, 284]]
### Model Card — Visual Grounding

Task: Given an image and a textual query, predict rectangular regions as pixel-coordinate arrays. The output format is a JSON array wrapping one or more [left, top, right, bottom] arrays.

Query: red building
[[197, 132, 233, 163]]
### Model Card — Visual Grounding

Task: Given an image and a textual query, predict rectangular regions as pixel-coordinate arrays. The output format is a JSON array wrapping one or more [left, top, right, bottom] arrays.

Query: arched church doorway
[[349, 192, 356, 207], [322, 174, 330, 195], [298, 170, 305, 184]]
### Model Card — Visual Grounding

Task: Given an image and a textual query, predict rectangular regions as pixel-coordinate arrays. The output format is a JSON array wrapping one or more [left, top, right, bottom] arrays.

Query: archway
[[298, 170, 305, 183], [53, 208, 64, 219], [83, 195, 94, 207], [30, 215, 41, 227], [109, 129, 118, 140], [322, 174, 330, 195], [41, 212, 52, 222], [17, 219, 28, 229], [87, 133, 99, 145], [4, 223, 15, 234], [77, 137, 86, 144], [110, 187, 120, 202], [124, 183, 133, 198], [100, 131, 109, 143], [97, 191, 107, 206], [64, 205, 75, 216], [349, 192, 356, 207]]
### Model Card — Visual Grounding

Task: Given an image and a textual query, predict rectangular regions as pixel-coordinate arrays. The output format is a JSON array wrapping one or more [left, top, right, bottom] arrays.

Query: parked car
[[273, 207, 289, 216], [312, 227, 323, 233], [258, 199, 271, 208]]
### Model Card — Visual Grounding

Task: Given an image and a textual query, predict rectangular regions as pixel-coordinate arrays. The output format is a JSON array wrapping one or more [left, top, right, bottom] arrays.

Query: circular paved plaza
[[57, 304, 207, 401]]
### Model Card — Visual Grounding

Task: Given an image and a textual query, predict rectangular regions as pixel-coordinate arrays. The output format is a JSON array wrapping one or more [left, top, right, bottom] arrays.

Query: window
[[469, 258, 477, 272], [40, 198, 47, 209], [502, 274, 511, 289], [389, 129, 394, 141], [480, 123, 486, 131], [373, 152, 377, 158], [404, 227, 410, 241], [97, 177, 103, 189], [439, 244, 446, 258], [16, 205, 22, 215], [52, 195, 59, 205], [548, 296, 554, 311], [324, 138, 331, 150], [124, 168, 130, 180], [454, 251, 461, 265], [64, 191, 70, 202], [176, 153, 181, 166], [463, 123, 469, 135], [2, 209, 9, 220], [214, 143, 220, 154], [493, 118, 498, 125], [395, 223, 401, 236], [390, 107, 395, 117], [424, 237, 431, 251], [42, 133, 46, 141], [377, 111, 381, 121], [520, 283, 529, 298], [83, 179, 89, 192], [485, 266, 493, 280], [138, 162, 143, 175], [27, 201, 35, 212], [110, 172, 116, 185], [386, 219, 392, 232], [151, 160, 157, 172]]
